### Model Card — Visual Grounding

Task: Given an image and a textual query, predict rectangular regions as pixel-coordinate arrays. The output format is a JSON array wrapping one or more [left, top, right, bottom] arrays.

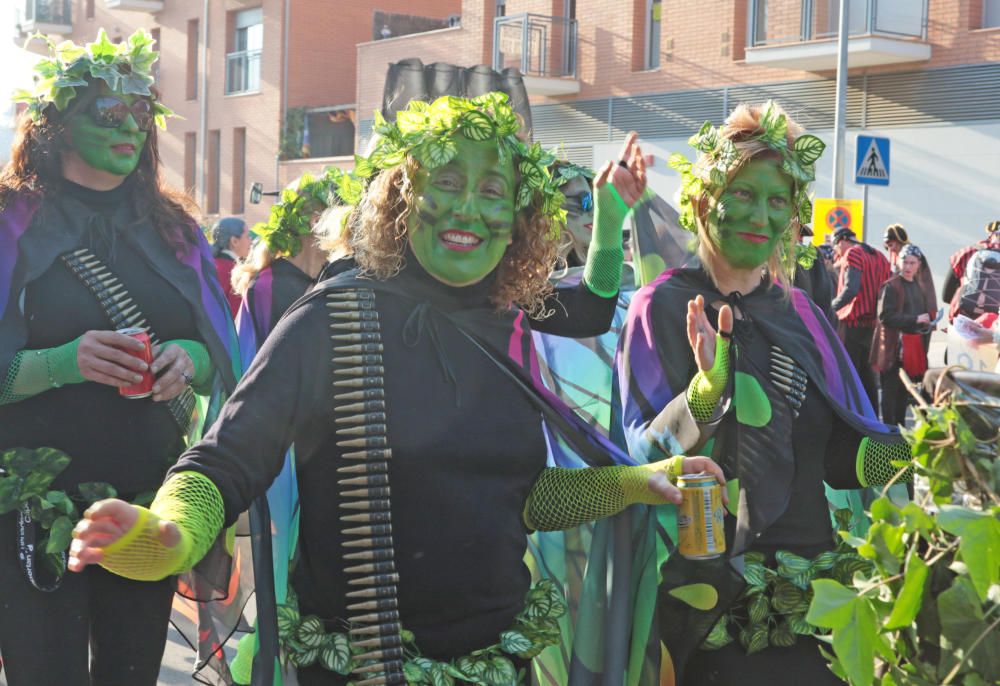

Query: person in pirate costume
[[613, 101, 913, 686], [0, 30, 239, 685], [69, 92, 726, 686]]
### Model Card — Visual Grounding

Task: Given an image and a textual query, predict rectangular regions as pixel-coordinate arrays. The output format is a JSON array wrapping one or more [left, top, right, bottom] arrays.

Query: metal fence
[[225, 49, 262, 95], [748, 0, 928, 48], [493, 13, 577, 79]]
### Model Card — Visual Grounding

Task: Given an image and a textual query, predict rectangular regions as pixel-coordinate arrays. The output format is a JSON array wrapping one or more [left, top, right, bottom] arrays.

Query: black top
[[172, 259, 615, 659], [879, 277, 928, 333], [0, 180, 202, 498]]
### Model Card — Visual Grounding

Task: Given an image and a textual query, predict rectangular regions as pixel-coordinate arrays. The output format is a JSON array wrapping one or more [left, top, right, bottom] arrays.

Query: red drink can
[[117, 327, 154, 399]]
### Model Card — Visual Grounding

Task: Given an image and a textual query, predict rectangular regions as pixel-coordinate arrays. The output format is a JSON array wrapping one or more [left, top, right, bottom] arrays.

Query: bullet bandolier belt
[[58, 247, 197, 435]]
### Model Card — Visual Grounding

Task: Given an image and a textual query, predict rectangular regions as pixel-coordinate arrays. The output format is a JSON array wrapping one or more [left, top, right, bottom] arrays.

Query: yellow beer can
[[677, 473, 726, 559]]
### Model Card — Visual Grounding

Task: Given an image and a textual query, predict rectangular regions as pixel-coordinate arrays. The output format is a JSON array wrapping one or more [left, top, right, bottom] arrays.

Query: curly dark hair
[[346, 162, 558, 317], [0, 79, 198, 252]]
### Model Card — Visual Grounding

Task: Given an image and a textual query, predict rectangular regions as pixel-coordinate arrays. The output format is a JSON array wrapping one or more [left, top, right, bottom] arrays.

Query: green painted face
[[709, 158, 794, 270], [407, 136, 515, 287], [66, 88, 148, 177]]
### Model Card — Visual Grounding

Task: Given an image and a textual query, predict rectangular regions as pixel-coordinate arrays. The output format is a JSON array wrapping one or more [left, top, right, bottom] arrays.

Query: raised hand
[[594, 131, 648, 208], [687, 295, 734, 372]]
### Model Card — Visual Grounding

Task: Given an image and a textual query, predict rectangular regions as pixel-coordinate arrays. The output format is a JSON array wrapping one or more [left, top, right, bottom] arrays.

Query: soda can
[[677, 472, 726, 559], [117, 327, 154, 399]]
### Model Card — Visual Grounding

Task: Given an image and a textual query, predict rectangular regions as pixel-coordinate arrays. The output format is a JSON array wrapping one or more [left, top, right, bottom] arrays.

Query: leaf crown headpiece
[[668, 101, 826, 270], [253, 168, 361, 258], [353, 93, 566, 226], [13, 29, 173, 129]]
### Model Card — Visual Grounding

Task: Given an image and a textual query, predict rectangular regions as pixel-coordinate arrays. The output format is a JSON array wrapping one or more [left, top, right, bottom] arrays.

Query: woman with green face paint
[[70, 94, 730, 686], [0, 30, 239, 686], [614, 102, 915, 686]]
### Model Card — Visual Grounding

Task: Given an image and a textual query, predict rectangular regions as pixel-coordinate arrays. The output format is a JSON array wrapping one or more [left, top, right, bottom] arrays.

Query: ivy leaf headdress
[[253, 167, 360, 257], [12, 28, 173, 129], [354, 93, 566, 229], [668, 101, 825, 271]]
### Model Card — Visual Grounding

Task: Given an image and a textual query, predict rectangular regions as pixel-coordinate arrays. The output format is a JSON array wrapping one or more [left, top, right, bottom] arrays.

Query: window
[[232, 128, 246, 214], [750, 0, 767, 45], [207, 130, 221, 215], [226, 8, 263, 94], [184, 132, 197, 196], [186, 19, 198, 100], [645, 0, 662, 70], [303, 110, 355, 158], [86, 0, 94, 19], [986, 0, 1000, 28], [496, 0, 506, 18], [566, 0, 576, 19]]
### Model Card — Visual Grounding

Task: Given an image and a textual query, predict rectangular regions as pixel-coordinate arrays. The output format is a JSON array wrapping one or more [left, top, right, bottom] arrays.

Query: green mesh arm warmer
[[686, 334, 731, 422], [161, 339, 214, 393], [584, 183, 629, 298], [524, 456, 685, 532], [856, 437, 914, 487], [99, 471, 225, 581], [0, 338, 85, 405]]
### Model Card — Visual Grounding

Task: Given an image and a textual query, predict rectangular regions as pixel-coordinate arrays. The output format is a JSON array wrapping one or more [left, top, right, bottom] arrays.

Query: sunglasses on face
[[88, 97, 155, 132], [563, 191, 594, 214]]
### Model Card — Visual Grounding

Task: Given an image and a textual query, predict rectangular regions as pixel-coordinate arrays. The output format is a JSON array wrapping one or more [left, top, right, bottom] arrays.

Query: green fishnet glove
[[161, 339, 214, 391], [523, 456, 685, 531], [856, 437, 914, 487], [584, 183, 629, 298], [0, 338, 85, 405], [230, 633, 256, 685], [686, 334, 731, 422], [99, 471, 225, 581]]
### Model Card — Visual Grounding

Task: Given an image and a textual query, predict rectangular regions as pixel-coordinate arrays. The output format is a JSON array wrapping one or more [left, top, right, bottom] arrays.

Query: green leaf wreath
[[277, 579, 566, 684], [667, 101, 825, 274], [253, 167, 361, 257], [354, 93, 566, 229], [12, 28, 173, 129], [0, 447, 116, 579]]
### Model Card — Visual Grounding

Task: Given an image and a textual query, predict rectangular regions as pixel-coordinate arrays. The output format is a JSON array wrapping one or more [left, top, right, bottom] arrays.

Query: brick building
[[16, 0, 460, 225]]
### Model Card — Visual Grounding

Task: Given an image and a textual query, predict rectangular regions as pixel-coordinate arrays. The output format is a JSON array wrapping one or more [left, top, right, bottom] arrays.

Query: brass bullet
[[342, 535, 393, 549], [350, 660, 404, 677], [334, 365, 386, 377], [340, 510, 392, 524], [337, 436, 388, 449], [338, 473, 389, 487], [337, 461, 389, 475], [335, 412, 387, 426], [334, 388, 385, 402], [334, 344, 384, 354], [348, 609, 398, 624], [344, 561, 395, 575], [335, 400, 386, 414], [341, 448, 392, 460], [327, 289, 374, 301], [333, 377, 384, 389], [330, 310, 379, 322], [351, 633, 403, 650], [341, 523, 392, 537], [345, 584, 397, 599], [347, 573, 399, 587], [69, 248, 89, 257], [343, 547, 394, 561], [335, 423, 387, 437], [346, 597, 397, 612], [326, 299, 376, 311], [330, 332, 382, 344], [353, 670, 405, 685], [332, 354, 383, 366], [340, 486, 391, 499], [330, 321, 381, 332], [348, 622, 403, 636], [339, 498, 391, 511]]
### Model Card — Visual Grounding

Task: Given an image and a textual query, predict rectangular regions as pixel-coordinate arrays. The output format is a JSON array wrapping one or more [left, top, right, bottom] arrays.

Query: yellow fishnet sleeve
[[99, 471, 225, 581], [856, 437, 914, 487], [524, 456, 685, 531], [687, 334, 730, 422]]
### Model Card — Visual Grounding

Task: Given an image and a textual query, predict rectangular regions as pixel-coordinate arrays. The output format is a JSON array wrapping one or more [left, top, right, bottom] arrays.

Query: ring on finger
[[618, 159, 629, 169], [181, 370, 194, 385]]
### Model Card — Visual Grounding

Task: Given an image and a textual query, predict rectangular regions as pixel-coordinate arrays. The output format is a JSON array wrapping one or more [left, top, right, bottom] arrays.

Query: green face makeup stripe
[[67, 92, 148, 177]]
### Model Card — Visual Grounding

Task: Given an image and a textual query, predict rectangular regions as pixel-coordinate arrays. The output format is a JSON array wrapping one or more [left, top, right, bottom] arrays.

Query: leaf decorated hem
[[13, 28, 174, 129], [668, 100, 825, 273], [355, 93, 567, 228], [277, 579, 567, 684]]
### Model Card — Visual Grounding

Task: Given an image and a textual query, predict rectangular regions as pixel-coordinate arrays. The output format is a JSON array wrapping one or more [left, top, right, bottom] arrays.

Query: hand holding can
[[115, 327, 154, 399]]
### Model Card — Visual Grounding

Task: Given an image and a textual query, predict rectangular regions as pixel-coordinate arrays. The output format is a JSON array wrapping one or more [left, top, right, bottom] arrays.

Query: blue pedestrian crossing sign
[[855, 135, 890, 186]]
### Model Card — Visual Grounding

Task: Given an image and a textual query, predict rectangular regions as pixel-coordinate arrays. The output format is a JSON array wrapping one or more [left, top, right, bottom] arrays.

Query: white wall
[[593, 120, 1000, 290]]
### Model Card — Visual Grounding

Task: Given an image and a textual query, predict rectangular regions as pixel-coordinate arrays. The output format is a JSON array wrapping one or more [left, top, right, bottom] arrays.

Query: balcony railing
[[21, 0, 72, 33], [493, 13, 578, 80], [225, 49, 262, 95], [748, 0, 927, 48]]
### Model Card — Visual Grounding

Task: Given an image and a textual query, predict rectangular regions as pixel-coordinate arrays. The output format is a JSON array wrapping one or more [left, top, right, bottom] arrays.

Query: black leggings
[[0, 512, 174, 686]]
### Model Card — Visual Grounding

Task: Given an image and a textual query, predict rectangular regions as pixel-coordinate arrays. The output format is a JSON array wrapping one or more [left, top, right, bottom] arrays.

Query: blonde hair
[[346, 161, 558, 317], [694, 102, 804, 292], [232, 209, 337, 296]]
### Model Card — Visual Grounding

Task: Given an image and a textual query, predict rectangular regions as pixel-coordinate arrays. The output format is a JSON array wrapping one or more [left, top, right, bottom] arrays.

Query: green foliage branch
[[806, 370, 1000, 686]]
